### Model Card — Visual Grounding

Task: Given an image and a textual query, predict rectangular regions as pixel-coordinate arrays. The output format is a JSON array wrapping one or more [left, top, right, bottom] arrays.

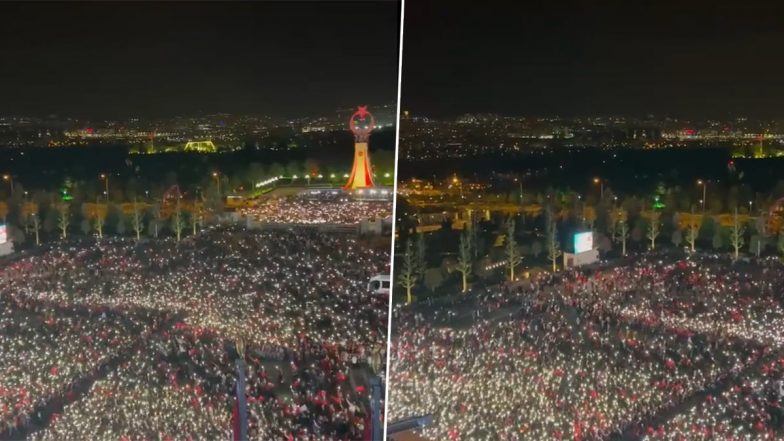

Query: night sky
[[0, 1, 401, 119], [402, 0, 784, 119]]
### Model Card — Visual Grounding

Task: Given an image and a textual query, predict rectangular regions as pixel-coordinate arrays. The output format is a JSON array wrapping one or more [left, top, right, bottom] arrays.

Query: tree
[[685, 210, 700, 252], [132, 199, 144, 241], [84, 203, 108, 239], [149, 204, 162, 238], [456, 230, 472, 293], [190, 202, 205, 236], [504, 218, 522, 281], [171, 198, 185, 242], [397, 239, 418, 304], [730, 208, 746, 260], [547, 220, 561, 272], [671, 229, 683, 248], [57, 203, 70, 239], [615, 209, 630, 256], [646, 211, 661, 250]]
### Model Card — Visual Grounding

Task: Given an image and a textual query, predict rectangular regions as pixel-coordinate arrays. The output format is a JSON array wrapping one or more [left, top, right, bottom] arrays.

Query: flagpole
[[235, 339, 249, 441], [370, 376, 382, 441]]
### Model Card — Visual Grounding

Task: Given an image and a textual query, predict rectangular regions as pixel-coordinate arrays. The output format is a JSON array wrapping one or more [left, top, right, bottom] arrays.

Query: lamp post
[[3, 175, 13, 197], [593, 177, 604, 200], [697, 179, 707, 214], [514, 177, 523, 202], [100, 174, 109, 201], [234, 339, 248, 441], [212, 172, 221, 197]]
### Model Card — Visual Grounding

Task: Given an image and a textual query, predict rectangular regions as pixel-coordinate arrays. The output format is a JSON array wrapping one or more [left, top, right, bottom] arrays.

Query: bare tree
[[613, 208, 630, 256], [132, 199, 144, 241], [686, 210, 700, 252], [150, 203, 162, 238], [456, 230, 472, 293], [547, 220, 561, 272], [31, 213, 40, 245], [646, 211, 661, 250], [505, 218, 522, 281], [730, 207, 746, 260], [57, 203, 70, 239], [190, 202, 204, 236], [397, 239, 418, 304], [171, 198, 185, 242]]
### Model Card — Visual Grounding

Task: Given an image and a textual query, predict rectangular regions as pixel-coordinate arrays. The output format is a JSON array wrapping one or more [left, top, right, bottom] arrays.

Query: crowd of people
[[0, 225, 389, 440], [241, 195, 391, 225], [389, 254, 784, 440]]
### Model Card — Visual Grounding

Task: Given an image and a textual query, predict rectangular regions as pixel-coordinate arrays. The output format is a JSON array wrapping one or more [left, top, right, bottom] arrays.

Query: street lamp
[[748, 200, 753, 213], [100, 174, 109, 201], [697, 180, 706, 213], [593, 177, 604, 200], [3, 175, 13, 196], [514, 177, 522, 202], [212, 171, 221, 196]]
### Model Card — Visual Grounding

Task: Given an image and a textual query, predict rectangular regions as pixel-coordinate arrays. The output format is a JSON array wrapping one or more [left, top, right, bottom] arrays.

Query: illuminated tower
[[344, 106, 375, 190]]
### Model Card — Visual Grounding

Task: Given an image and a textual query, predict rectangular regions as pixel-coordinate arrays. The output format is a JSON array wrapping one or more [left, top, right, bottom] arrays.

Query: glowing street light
[[697, 179, 707, 213], [212, 171, 221, 196], [99, 173, 109, 201], [593, 177, 604, 200], [2, 175, 13, 196]]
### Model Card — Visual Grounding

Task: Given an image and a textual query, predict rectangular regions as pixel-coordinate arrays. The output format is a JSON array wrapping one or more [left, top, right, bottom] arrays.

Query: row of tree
[[1, 197, 207, 247], [396, 202, 784, 304]]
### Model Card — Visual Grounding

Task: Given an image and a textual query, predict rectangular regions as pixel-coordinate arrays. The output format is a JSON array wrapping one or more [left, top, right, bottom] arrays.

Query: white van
[[368, 275, 391, 296]]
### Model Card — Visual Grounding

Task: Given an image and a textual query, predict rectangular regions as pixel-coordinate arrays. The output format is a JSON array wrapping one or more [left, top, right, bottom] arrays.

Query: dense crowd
[[241, 195, 391, 225], [0, 226, 389, 440], [389, 254, 784, 440]]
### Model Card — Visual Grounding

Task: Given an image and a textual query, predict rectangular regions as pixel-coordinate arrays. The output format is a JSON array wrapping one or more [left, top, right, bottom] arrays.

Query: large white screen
[[574, 231, 592, 253]]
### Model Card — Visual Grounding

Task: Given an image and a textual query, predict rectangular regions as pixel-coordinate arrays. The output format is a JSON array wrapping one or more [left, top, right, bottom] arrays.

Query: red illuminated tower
[[344, 106, 375, 190]]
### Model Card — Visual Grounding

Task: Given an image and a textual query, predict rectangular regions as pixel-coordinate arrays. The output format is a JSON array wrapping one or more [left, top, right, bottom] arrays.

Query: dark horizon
[[402, 0, 784, 120], [0, 1, 401, 120]]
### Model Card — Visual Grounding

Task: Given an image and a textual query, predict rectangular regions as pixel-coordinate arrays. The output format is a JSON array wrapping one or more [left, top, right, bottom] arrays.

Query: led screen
[[573, 231, 593, 253]]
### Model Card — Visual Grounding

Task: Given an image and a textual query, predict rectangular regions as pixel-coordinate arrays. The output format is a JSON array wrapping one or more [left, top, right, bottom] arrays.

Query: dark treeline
[[399, 147, 784, 195]]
